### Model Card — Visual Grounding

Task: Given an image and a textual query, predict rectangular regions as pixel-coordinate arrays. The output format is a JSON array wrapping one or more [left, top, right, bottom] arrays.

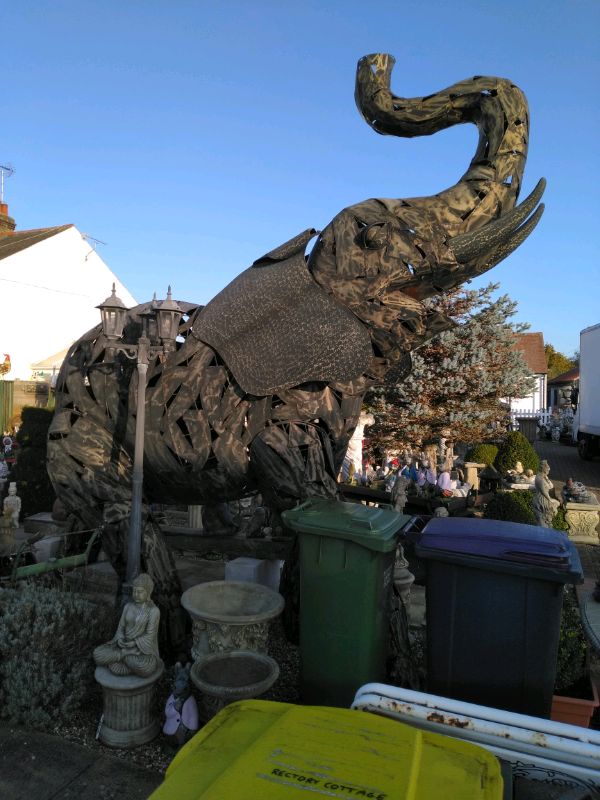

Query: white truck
[[573, 322, 600, 460]]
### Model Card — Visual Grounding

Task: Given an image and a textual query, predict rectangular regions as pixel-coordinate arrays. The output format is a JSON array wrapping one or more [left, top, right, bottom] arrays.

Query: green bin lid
[[282, 498, 410, 552]]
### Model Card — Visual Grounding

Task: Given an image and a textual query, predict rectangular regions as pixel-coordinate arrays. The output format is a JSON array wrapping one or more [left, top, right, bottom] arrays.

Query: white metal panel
[[579, 324, 600, 434]]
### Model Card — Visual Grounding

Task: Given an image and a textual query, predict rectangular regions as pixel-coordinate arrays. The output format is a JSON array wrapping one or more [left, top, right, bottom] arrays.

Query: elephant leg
[[48, 413, 185, 654], [248, 421, 339, 644]]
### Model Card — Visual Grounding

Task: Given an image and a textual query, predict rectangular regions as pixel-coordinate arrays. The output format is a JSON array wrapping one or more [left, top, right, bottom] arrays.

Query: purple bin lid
[[414, 517, 572, 567]]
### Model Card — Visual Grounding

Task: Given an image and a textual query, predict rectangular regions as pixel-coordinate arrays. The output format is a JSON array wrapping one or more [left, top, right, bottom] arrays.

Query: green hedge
[[0, 583, 115, 729], [464, 444, 499, 466], [494, 431, 539, 474], [483, 490, 536, 525], [555, 586, 587, 696], [9, 407, 56, 517], [483, 489, 566, 531]]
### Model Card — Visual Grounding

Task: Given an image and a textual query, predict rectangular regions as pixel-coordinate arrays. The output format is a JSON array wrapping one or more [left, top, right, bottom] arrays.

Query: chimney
[[0, 202, 16, 233]]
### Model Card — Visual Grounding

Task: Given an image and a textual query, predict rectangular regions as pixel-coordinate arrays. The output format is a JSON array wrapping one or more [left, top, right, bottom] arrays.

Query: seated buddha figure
[[93, 573, 160, 678]]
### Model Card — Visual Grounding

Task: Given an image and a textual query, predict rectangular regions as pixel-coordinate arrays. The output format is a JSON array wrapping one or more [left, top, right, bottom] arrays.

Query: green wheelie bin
[[282, 498, 411, 708]]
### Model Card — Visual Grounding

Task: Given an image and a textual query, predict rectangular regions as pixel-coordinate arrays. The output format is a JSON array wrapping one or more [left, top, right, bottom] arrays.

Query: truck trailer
[[573, 322, 600, 460]]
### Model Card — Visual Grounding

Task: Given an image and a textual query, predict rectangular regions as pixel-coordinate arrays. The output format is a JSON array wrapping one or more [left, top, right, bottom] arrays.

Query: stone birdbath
[[190, 650, 279, 723], [181, 580, 285, 661]]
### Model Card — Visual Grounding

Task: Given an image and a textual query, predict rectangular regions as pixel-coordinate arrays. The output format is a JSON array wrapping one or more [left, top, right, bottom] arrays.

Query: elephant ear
[[192, 229, 373, 396]]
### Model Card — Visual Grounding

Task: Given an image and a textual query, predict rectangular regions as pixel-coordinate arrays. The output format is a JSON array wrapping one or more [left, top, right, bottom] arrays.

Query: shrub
[[554, 586, 587, 696], [0, 583, 115, 729], [494, 431, 539, 474], [9, 406, 56, 517], [483, 490, 536, 525], [464, 444, 499, 466], [552, 506, 569, 533], [483, 489, 565, 530]]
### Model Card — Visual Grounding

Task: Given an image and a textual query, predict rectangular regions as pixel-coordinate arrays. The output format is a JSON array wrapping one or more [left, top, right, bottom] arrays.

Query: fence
[[510, 409, 554, 427]]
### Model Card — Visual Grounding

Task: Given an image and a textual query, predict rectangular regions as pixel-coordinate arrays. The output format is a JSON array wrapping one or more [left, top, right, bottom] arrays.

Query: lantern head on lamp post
[[156, 286, 182, 351], [96, 283, 128, 342]]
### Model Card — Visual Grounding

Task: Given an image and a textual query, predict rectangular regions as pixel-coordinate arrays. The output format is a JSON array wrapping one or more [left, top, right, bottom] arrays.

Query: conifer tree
[[544, 344, 576, 380], [365, 283, 536, 455]]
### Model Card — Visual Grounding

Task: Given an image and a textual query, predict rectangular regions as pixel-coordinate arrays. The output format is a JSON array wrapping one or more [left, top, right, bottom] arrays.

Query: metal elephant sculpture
[[48, 53, 544, 641]]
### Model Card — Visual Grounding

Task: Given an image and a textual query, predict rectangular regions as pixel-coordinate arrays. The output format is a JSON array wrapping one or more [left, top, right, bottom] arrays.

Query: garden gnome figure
[[532, 460, 559, 528], [94, 573, 161, 677], [4, 483, 21, 528], [163, 662, 199, 755]]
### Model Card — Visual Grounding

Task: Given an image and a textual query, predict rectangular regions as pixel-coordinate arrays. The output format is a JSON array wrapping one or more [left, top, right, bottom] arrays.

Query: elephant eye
[[359, 222, 389, 250]]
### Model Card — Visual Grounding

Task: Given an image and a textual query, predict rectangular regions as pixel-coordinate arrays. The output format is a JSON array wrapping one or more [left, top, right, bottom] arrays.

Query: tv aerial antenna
[[81, 233, 107, 262], [0, 163, 14, 204]]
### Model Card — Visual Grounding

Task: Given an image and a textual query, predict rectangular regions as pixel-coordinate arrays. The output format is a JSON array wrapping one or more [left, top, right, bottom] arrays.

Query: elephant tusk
[[449, 178, 546, 264], [476, 202, 545, 273]]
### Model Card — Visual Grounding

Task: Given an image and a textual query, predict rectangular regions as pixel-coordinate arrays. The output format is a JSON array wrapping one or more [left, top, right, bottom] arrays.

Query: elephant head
[[308, 53, 545, 379]]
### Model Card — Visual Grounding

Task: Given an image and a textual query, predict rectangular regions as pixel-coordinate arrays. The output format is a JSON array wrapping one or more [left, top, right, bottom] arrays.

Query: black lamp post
[[97, 284, 182, 597]]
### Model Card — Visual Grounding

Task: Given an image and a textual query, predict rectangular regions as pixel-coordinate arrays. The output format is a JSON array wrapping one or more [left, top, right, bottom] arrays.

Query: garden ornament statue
[[163, 661, 199, 755], [4, 482, 21, 528], [48, 53, 545, 641], [391, 474, 409, 514], [93, 573, 161, 677], [532, 460, 560, 528]]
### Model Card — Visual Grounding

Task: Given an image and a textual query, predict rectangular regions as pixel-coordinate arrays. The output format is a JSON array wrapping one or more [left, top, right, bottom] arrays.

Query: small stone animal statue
[[163, 661, 199, 755], [48, 53, 545, 635]]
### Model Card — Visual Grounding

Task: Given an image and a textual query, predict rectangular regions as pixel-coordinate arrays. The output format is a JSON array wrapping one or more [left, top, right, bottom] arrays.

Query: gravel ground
[[48, 616, 301, 774], [45, 615, 426, 773]]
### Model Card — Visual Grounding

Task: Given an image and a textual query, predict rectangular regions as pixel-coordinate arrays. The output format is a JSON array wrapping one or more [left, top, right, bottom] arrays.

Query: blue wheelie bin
[[408, 517, 584, 718]]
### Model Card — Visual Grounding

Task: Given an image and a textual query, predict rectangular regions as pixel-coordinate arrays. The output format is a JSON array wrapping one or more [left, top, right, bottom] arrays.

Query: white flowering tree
[[364, 283, 536, 455]]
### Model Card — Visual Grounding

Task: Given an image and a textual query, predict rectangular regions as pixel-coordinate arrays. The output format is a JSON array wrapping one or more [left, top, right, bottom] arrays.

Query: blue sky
[[3, 0, 598, 358]]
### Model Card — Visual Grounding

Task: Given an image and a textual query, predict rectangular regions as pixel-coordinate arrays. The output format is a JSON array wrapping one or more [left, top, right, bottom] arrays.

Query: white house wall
[[509, 374, 547, 413], [0, 226, 137, 380]]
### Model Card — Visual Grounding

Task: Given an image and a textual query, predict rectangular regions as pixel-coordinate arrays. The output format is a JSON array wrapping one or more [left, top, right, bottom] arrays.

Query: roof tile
[[512, 332, 547, 374], [0, 225, 73, 261]]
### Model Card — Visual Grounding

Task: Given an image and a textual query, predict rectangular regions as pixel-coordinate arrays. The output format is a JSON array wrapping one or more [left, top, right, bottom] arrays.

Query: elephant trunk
[[355, 53, 532, 230]]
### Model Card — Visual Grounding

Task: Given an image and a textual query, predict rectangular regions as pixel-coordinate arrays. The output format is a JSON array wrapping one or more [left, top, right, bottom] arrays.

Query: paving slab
[[174, 556, 225, 590], [0, 723, 162, 800]]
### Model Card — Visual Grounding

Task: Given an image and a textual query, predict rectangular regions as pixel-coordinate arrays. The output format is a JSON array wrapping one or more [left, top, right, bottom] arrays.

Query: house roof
[[548, 367, 579, 385], [512, 332, 547, 374], [0, 225, 73, 261], [30, 345, 72, 371]]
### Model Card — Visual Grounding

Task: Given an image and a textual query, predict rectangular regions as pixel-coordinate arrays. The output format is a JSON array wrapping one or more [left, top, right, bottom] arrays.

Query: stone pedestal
[[187, 505, 203, 530], [459, 462, 486, 491], [565, 501, 600, 545], [225, 557, 282, 592], [393, 546, 414, 621], [95, 662, 164, 748], [23, 512, 69, 535]]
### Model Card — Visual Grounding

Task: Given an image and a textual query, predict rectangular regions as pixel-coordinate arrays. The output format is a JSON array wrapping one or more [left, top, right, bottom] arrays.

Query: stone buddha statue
[[93, 573, 161, 678]]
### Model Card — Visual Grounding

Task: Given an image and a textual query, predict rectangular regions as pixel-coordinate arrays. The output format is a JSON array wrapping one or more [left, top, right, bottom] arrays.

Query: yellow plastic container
[[148, 700, 503, 800]]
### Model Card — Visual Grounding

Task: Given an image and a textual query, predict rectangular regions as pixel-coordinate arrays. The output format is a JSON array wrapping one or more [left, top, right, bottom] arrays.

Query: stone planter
[[565, 501, 600, 545], [94, 662, 164, 747], [190, 650, 279, 723], [551, 676, 600, 728], [181, 580, 285, 661]]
